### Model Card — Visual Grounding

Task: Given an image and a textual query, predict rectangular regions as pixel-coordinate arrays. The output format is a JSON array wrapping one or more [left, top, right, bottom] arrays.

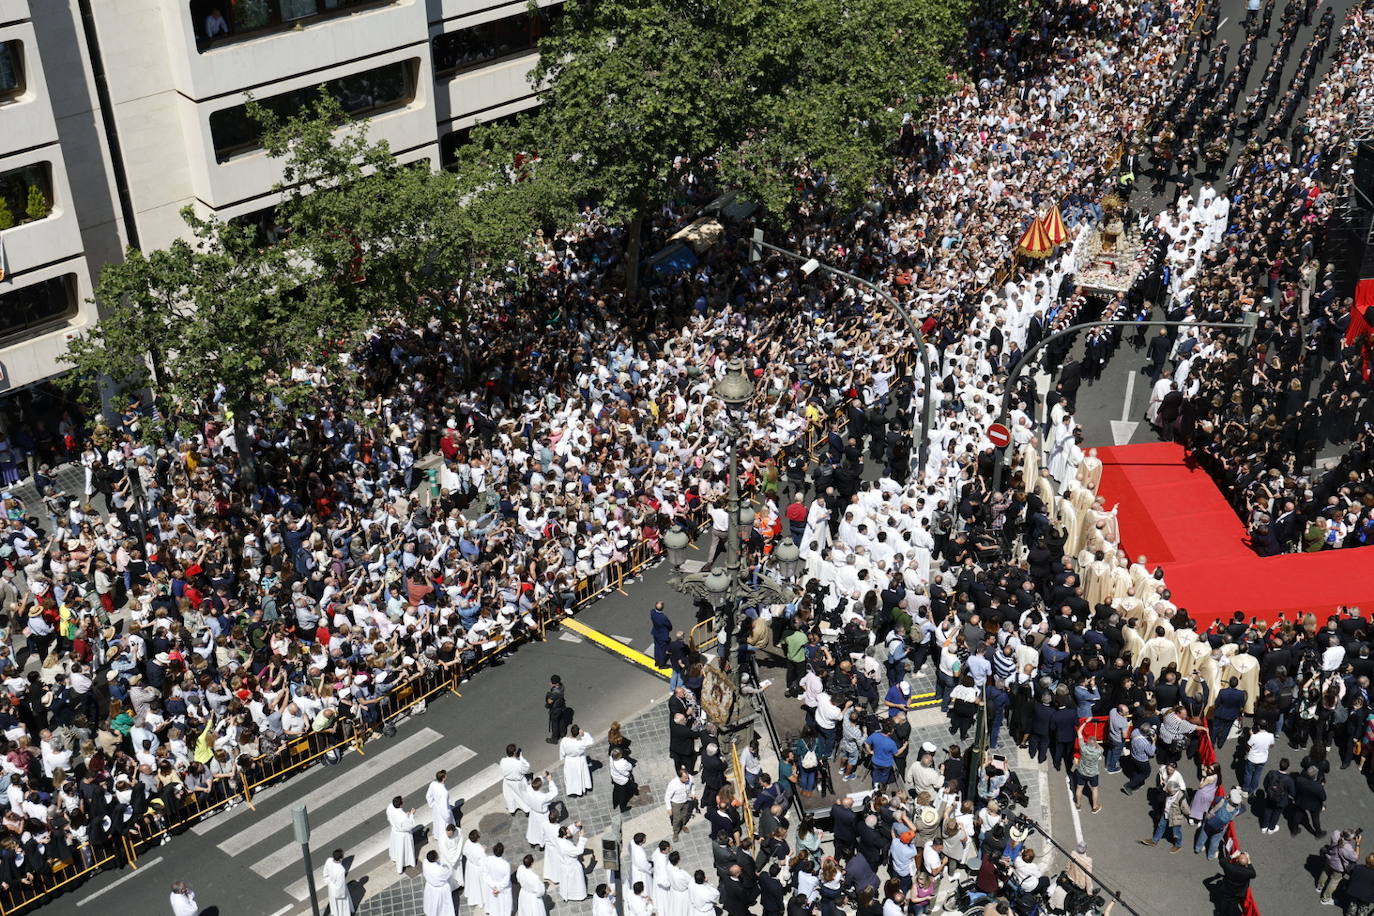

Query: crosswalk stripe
[[251, 745, 477, 877], [283, 761, 507, 901], [447, 762, 503, 807], [215, 727, 444, 855]]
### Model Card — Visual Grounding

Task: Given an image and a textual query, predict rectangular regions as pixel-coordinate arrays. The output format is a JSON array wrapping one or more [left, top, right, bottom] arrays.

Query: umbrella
[[1042, 204, 1069, 247], [1014, 215, 1053, 259]]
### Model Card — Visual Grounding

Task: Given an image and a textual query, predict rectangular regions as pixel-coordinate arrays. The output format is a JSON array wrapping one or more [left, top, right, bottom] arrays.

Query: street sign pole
[[293, 805, 322, 916]]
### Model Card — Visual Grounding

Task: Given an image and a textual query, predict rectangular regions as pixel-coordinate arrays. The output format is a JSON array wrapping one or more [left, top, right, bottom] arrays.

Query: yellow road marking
[[560, 618, 671, 678]]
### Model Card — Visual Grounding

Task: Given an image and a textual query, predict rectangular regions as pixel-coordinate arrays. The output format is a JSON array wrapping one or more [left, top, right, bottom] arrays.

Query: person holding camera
[[1319, 828, 1362, 906]]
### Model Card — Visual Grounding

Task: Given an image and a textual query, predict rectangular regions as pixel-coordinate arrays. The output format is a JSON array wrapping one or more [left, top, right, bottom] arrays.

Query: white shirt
[[170, 890, 199, 916], [1245, 730, 1275, 765], [663, 777, 694, 808]]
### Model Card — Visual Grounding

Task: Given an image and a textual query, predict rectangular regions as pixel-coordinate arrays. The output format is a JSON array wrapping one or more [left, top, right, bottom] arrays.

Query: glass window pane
[[280, 0, 319, 21], [0, 275, 77, 342], [432, 4, 562, 75], [0, 41, 23, 98], [0, 163, 53, 226], [212, 60, 414, 158], [231, 0, 272, 31]]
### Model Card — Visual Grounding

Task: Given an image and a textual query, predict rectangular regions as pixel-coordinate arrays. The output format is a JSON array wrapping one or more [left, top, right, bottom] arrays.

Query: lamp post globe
[[715, 359, 753, 410]]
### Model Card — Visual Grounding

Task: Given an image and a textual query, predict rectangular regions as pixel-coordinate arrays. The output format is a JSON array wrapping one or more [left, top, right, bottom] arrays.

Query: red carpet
[[1096, 443, 1374, 626]]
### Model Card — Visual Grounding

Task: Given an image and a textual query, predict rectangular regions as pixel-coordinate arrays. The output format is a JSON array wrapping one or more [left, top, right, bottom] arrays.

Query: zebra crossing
[[195, 725, 505, 902]]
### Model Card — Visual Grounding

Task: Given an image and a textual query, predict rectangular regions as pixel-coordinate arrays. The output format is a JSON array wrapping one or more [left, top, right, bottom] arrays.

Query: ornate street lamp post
[[660, 359, 798, 791]]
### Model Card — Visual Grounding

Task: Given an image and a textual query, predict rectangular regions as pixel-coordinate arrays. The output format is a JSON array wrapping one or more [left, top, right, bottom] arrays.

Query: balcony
[[187, 0, 398, 52]]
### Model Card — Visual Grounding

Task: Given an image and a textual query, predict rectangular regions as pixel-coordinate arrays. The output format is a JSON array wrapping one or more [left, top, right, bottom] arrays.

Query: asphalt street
[[42, 620, 668, 916]]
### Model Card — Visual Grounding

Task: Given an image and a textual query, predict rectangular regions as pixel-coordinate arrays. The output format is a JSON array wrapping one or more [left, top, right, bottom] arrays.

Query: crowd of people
[[0, 0, 1369, 910]]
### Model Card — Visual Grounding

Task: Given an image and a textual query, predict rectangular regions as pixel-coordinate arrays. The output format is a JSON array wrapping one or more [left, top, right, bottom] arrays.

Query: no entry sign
[[986, 422, 1011, 449]]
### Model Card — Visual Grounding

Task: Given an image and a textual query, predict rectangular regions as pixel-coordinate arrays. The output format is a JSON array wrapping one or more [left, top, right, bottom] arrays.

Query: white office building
[[0, 0, 556, 393]]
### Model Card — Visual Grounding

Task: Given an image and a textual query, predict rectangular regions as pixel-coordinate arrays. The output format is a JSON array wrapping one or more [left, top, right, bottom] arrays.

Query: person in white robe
[[324, 849, 351, 916], [665, 853, 692, 916], [802, 498, 831, 552], [651, 842, 673, 915], [463, 831, 488, 909], [542, 813, 566, 885], [516, 856, 547, 916], [1046, 416, 1076, 486], [386, 797, 417, 874], [592, 885, 617, 916], [627, 881, 656, 916], [524, 776, 558, 847], [426, 770, 453, 841], [630, 833, 654, 893], [483, 844, 514, 916], [437, 824, 464, 890], [559, 726, 595, 797], [687, 872, 720, 916], [500, 745, 533, 814], [1145, 374, 1173, 426], [554, 824, 589, 901], [423, 851, 457, 916]]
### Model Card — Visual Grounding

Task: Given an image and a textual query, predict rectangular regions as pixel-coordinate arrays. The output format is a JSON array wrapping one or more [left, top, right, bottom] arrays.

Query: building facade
[[0, 0, 554, 392]]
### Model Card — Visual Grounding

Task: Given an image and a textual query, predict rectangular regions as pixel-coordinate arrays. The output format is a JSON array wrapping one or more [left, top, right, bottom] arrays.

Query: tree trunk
[[624, 211, 645, 298], [231, 405, 259, 509]]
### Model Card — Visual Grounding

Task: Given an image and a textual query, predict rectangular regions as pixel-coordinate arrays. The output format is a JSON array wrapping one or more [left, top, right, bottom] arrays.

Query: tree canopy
[[64, 93, 569, 427], [467, 0, 967, 228]]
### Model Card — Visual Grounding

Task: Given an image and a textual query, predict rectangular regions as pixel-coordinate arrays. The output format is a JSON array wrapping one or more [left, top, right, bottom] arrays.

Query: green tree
[[24, 185, 48, 222], [256, 92, 573, 334], [65, 92, 572, 432], [506, 0, 751, 294], [722, 0, 966, 214], [0, 198, 12, 230], [483, 0, 966, 292], [64, 209, 336, 429]]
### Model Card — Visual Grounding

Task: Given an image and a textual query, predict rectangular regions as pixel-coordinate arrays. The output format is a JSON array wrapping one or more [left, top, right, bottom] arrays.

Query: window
[[209, 59, 417, 160], [0, 41, 23, 101], [230, 204, 290, 247], [439, 111, 523, 170], [0, 163, 54, 228], [189, 0, 396, 50], [432, 4, 562, 76], [0, 275, 78, 342]]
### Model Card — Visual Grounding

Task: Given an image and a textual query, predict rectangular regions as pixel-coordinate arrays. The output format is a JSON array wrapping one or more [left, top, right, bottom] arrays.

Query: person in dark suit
[[1291, 766, 1327, 836], [759, 864, 786, 916], [1058, 359, 1083, 410], [701, 742, 728, 810], [1050, 701, 1079, 771], [669, 712, 703, 774], [1146, 328, 1172, 379], [545, 675, 567, 743], [649, 602, 673, 667], [1210, 678, 1248, 748], [1025, 311, 1046, 355], [829, 797, 858, 861], [856, 813, 886, 870], [720, 865, 757, 916]]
